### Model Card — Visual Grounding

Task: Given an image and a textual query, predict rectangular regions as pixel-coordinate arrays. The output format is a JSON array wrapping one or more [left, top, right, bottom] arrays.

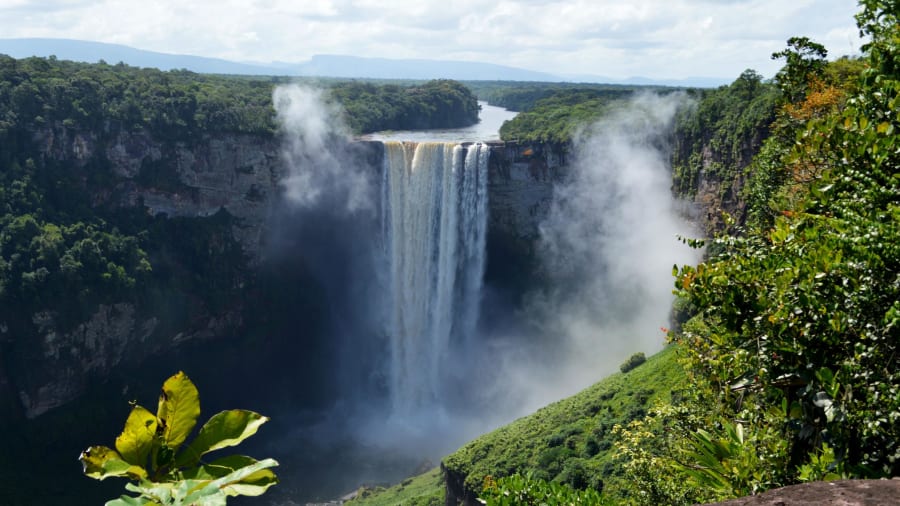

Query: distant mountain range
[[0, 38, 729, 87]]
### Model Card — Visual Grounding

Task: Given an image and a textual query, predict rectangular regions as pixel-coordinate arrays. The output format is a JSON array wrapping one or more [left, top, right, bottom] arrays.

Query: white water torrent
[[381, 141, 490, 414]]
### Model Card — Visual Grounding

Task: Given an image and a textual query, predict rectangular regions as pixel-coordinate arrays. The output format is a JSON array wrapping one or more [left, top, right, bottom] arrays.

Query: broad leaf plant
[[80, 372, 278, 505]]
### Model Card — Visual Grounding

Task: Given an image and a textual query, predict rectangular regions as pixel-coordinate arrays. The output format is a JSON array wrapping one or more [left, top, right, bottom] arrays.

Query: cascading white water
[[381, 141, 490, 414]]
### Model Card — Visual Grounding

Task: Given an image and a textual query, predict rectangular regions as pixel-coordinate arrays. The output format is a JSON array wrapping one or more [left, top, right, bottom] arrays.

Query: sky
[[0, 0, 864, 80]]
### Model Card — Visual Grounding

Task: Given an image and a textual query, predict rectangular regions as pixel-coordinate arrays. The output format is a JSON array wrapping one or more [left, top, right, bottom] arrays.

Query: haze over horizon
[[0, 0, 862, 82]]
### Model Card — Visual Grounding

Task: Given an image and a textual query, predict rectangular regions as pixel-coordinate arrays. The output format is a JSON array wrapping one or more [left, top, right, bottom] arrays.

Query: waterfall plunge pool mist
[[254, 89, 701, 505]]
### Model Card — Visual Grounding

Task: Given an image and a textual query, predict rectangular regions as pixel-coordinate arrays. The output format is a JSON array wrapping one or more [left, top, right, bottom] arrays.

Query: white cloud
[[0, 0, 863, 79]]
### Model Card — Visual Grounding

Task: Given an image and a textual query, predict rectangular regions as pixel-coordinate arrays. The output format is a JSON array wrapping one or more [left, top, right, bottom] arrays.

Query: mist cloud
[[484, 93, 703, 412], [273, 84, 374, 213]]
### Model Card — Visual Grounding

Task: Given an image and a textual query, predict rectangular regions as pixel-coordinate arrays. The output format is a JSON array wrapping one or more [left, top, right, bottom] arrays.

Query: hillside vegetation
[[443, 348, 683, 503], [469, 82, 641, 112], [355, 2, 900, 504], [657, 3, 900, 501], [330, 79, 479, 133], [0, 56, 478, 138], [349, 348, 684, 506], [497, 88, 635, 143]]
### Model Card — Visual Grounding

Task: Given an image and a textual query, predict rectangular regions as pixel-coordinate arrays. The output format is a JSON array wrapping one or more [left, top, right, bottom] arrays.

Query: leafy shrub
[[660, 2, 900, 500], [480, 474, 607, 506], [619, 352, 646, 373], [80, 372, 277, 505]]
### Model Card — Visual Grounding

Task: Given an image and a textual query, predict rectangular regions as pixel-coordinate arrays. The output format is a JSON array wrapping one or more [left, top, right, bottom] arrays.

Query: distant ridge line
[[0, 38, 729, 87]]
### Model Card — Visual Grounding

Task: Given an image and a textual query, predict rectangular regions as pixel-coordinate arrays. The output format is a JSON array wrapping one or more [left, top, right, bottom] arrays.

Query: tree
[[771, 37, 828, 103], [668, 1, 900, 493]]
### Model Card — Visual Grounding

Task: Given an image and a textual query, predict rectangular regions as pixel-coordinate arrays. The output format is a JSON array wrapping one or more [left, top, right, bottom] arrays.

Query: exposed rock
[[443, 462, 479, 506], [486, 141, 565, 243], [33, 123, 284, 261], [706, 479, 900, 506], [6, 125, 559, 421], [21, 304, 140, 418]]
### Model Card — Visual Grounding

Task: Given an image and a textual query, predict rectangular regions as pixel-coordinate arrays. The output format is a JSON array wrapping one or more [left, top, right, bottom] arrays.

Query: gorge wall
[[0, 125, 566, 422]]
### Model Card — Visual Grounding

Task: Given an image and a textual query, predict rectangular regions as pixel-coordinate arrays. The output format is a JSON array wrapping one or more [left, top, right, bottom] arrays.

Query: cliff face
[[675, 136, 761, 235], [4, 124, 283, 420], [669, 81, 778, 235], [443, 463, 479, 506], [2, 129, 558, 421], [483, 141, 565, 300], [486, 141, 565, 241], [34, 124, 283, 256]]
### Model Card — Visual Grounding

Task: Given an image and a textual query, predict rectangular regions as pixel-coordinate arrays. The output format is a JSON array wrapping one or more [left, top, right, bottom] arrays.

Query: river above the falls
[[360, 101, 517, 142]]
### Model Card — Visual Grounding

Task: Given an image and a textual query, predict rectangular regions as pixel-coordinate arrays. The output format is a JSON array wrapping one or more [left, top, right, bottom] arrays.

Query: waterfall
[[381, 141, 490, 414]]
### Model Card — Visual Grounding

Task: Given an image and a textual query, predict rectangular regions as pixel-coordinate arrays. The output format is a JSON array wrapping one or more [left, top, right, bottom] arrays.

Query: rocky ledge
[[706, 479, 900, 506]]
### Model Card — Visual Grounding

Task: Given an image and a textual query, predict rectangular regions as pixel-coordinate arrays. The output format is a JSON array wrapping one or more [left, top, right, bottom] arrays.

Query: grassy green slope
[[350, 468, 444, 506], [350, 346, 685, 505]]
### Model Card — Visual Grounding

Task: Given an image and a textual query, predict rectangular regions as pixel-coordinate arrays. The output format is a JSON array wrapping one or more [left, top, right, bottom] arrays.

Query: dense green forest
[[468, 81, 642, 112], [330, 79, 479, 133], [497, 88, 636, 143], [0, 56, 276, 137], [0, 56, 478, 138], [462, 82, 665, 143], [659, 3, 900, 500], [670, 69, 779, 199]]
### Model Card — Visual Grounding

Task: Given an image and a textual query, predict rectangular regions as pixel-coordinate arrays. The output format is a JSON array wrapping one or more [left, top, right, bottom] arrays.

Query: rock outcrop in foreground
[[707, 479, 900, 506]]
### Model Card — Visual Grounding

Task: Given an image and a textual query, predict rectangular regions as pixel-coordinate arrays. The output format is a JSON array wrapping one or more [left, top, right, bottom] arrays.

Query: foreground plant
[[79, 371, 278, 505], [479, 474, 606, 506]]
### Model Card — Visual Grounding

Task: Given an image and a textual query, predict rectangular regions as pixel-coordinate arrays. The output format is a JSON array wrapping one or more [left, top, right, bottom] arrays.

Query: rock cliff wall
[[3, 129, 560, 421], [2, 125, 283, 419], [486, 140, 565, 241], [33, 124, 284, 255]]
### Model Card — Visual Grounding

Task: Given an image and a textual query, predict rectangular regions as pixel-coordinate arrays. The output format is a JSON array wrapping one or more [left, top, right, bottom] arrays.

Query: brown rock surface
[[706, 479, 900, 506]]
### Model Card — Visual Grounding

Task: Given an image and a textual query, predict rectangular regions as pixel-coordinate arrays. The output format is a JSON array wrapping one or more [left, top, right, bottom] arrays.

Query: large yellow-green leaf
[[220, 465, 279, 498], [156, 371, 200, 450], [181, 455, 259, 480], [181, 458, 279, 503], [115, 405, 158, 466], [104, 495, 156, 506], [79, 446, 147, 481], [175, 410, 268, 467]]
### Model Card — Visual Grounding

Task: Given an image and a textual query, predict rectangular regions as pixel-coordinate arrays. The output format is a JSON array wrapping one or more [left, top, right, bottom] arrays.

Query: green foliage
[[442, 347, 685, 503], [663, 3, 900, 500], [0, 56, 276, 137], [479, 474, 608, 506], [0, 54, 480, 140], [329, 79, 479, 134], [0, 193, 151, 329], [679, 421, 783, 499], [347, 468, 444, 506], [797, 443, 843, 482], [618, 352, 646, 374], [856, 0, 900, 78], [470, 82, 637, 113], [612, 414, 698, 506], [497, 88, 638, 143], [80, 372, 277, 505], [671, 70, 779, 201], [771, 37, 828, 104]]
